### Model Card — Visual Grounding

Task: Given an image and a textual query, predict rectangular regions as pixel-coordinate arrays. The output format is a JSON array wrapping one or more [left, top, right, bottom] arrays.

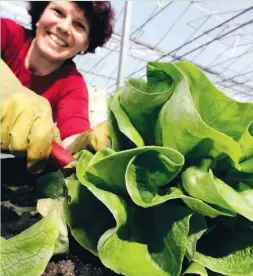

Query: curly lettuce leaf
[[152, 61, 244, 168], [182, 167, 253, 221], [84, 146, 184, 202], [108, 70, 174, 148], [109, 90, 144, 149], [98, 202, 193, 276], [175, 61, 253, 139]]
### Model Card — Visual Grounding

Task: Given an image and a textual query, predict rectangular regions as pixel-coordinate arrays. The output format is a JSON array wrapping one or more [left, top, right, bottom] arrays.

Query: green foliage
[[68, 60, 252, 275], [2, 60, 253, 275]]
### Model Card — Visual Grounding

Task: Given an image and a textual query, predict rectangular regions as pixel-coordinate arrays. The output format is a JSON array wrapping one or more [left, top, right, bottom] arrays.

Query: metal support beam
[[117, 1, 132, 88]]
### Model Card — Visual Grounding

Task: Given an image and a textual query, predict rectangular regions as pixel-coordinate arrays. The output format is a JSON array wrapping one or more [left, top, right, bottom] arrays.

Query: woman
[[1, 1, 114, 172]]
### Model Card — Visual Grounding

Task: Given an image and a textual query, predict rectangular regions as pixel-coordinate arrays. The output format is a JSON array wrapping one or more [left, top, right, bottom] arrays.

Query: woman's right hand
[[1, 59, 60, 173]]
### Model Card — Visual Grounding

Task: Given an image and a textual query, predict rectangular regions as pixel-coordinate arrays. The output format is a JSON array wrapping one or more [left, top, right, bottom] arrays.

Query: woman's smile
[[47, 32, 68, 48]]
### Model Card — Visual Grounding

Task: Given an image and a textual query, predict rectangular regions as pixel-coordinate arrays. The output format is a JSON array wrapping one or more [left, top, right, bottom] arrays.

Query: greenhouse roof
[[1, 1, 253, 101]]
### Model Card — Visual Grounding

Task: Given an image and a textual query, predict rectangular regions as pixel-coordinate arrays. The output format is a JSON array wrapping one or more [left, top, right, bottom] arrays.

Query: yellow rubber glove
[[69, 120, 110, 154], [1, 59, 61, 173]]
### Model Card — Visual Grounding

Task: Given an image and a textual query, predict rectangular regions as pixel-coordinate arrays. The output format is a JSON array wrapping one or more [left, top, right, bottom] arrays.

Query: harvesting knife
[[1, 141, 74, 169]]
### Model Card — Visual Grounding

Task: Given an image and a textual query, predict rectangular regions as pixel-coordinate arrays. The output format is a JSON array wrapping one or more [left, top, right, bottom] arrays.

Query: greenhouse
[[1, 1, 253, 276]]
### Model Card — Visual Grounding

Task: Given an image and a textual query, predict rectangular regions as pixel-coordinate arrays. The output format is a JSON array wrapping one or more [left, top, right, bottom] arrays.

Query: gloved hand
[[1, 59, 61, 173], [69, 120, 110, 154]]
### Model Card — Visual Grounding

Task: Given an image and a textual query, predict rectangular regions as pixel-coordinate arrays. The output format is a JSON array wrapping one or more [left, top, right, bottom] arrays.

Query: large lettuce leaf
[[174, 61, 253, 139], [154, 61, 245, 168], [0, 211, 60, 276]]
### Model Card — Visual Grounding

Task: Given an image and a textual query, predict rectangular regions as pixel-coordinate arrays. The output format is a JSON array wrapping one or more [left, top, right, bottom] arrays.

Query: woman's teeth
[[49, 34, 67, 47]]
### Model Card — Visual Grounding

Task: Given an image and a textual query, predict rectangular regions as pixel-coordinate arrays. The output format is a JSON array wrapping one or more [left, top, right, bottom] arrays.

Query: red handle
[[51, 141, 74, 167]]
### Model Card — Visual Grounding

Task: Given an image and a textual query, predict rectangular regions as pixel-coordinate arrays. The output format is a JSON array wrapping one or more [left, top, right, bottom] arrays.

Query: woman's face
[[34, 2, 90, 62]]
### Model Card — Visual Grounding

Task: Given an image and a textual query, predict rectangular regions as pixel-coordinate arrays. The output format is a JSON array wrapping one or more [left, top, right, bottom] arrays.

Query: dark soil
[[1, 158, 118, 276], [1, 210, 41, 239]]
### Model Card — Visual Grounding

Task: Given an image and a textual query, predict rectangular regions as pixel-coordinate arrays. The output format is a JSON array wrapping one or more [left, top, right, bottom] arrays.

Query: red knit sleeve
[[54, 75, 91, 140], [1, 18, 9, 53], [0, 18, 25, 57]]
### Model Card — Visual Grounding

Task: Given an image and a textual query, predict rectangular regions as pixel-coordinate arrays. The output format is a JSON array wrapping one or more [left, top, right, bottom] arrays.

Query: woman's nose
[[57, 18, 71, 34]]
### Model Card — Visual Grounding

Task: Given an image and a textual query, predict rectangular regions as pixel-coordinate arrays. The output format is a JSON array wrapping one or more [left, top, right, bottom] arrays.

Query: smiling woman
[[27, 2, 91, 74], [0, 1, 114, 172]]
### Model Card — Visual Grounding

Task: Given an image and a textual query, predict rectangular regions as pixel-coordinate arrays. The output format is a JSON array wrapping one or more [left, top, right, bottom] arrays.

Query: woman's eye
[[75, 22, 85, 30], [53, 8, 63, 16]]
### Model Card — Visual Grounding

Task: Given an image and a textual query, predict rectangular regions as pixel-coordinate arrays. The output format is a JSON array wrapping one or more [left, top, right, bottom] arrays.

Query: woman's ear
[[80, 42, 89, 55]]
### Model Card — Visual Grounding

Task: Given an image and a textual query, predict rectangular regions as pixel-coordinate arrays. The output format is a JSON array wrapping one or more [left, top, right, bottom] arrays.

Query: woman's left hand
[[64, 121, 110, 154]]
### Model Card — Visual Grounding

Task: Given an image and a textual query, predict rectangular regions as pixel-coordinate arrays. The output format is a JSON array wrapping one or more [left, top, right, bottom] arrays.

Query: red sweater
[[1, 18, 90, 140]]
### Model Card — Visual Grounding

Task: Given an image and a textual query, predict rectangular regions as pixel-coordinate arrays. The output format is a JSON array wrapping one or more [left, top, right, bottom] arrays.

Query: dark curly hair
[[28, 1, 114, 54]]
